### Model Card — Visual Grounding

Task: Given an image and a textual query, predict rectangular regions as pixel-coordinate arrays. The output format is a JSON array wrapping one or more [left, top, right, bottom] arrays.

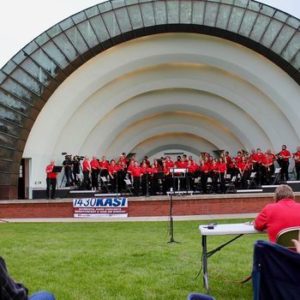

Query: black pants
[[91, 169, 99, 189], [296, 163, 300, 180], [219, 173, 226, 193], [133, 176, 141, 196], [264, 166, 274, 184], [211, 173, 218, 193], [201, 173, 208, 194], [151, 174, 160, 195], [280, 161, 289, 181], [241, 170, 250, 188], [83, 171, 91, 189], [141, 174, 150, 196], [163, 175, 172, 194], [46, 178, 56, 199], [64, 167, 73, 186]]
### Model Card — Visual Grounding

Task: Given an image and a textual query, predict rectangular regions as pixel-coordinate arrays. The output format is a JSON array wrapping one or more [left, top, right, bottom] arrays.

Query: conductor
[[45, 160, 58, 199]]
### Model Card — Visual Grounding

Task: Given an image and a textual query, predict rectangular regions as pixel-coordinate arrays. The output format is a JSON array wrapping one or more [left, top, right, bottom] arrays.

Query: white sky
[[0, 0, 299, 68]]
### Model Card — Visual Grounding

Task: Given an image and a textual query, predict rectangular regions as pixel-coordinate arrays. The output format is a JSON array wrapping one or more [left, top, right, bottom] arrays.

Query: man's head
[[274, 184, 294, 202]]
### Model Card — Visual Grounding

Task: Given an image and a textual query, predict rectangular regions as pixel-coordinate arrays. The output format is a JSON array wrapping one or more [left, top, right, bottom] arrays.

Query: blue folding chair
[[187, 293, 215, 300], [252, 240, 300, 300]]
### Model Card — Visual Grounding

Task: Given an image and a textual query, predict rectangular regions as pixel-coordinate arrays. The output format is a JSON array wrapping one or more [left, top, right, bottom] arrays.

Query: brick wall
[[0, 194, 295, 218]]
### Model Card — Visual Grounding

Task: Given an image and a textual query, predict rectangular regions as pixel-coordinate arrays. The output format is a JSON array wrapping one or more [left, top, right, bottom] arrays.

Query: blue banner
[[73, 198, 128, 218]]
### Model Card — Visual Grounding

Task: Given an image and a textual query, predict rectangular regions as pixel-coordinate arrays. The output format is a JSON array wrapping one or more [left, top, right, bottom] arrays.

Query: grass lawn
[[0, 219, 265, 299]]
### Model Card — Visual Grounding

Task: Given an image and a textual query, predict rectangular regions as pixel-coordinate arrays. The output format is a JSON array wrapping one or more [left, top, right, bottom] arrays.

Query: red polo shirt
[[82, 160, 91, 172], [254, 198, 300, 242], [237, 161, 250, 171], [46, 164, 57, 179], [99, 160, 109, 169], [279, 150, 291, 161], [131, 166, 143, 177], [108, 164, 120, 174], [90, 159, 100, 170], [201, 163, 211, 173], [217, 162, 227, 173], [188, 163, 198, 173]]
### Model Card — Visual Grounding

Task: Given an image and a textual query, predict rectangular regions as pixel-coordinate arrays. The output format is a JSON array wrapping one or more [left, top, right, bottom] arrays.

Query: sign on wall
[[73, 198, 128, 218]]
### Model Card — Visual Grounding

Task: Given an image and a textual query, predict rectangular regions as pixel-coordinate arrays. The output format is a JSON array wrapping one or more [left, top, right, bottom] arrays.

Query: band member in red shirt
[[223, 151, 232, 174], [277, 145, 291, 181], [187, 160, 198, 191], [153, 159, 162, 173], [90, 156, 100, 190], [237, 156, 251, 188], [147, 163, 159, 195], [293, 146, 300, 180], [165, 156, 174, 169], [263, 149, 276, 184], [234, 151, 243, 165], [162, 160, 172, 194], [45, 160, 58, 199], [131, 161, 143, 196], [141, 161, 150, 195], [200, 158, 211, 194], [127, 160, 135, 179], [217, 157, 227, 193], [118, 153, 128, 167], [99, 155, 109, 177], [228, 157, 239, 178], [250, 148, 265, 185], [82, 156, 91, 189], [152, 159, 163, 195], [108, 159, 120, 192], [210, 159, 219, 193]]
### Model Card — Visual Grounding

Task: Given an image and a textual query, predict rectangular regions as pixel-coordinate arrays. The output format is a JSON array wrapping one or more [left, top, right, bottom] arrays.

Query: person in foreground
[[254, 184, 300, 242], [0, 256, 55, 300]]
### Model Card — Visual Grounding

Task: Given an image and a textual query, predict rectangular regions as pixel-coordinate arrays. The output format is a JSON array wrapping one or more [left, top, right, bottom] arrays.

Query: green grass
[[0, 219, 265, 299]]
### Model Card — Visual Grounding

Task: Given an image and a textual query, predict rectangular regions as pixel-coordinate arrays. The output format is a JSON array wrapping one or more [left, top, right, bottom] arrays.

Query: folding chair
[[225, 176, 236, 193], [272, 167, 281, 184], [248, 172, 257, 188], [187, 293, 215, 300], [100, 176, 111, 193], [193, 177, 201, 192], [206, 177, 213, 193], [124, 178, 134, 195], [276, 226, 300, 249], [252, 240, 300, 300]]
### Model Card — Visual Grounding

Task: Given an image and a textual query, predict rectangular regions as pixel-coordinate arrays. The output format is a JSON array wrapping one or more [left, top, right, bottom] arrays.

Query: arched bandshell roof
[[0, 0, 299, 198]]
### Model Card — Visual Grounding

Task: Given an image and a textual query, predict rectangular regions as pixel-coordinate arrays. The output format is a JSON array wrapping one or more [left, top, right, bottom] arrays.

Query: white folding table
[[199, 223, 261, 292]]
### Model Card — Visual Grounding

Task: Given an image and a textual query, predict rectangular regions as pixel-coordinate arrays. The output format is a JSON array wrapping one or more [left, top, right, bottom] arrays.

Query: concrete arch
[[132, 134, 218, 161], [81, 92, 268, 155], [0, 0, 299, 198], [103, 113, 244, 156]]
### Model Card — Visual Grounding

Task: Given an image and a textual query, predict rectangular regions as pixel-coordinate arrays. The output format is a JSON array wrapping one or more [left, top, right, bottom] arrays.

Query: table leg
[[202, 235, 209, 292]]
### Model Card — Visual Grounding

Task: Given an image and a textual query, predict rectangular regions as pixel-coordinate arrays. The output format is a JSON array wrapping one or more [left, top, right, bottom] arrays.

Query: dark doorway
[[18, 159, 25, 199], [18, 159, 30, 199]]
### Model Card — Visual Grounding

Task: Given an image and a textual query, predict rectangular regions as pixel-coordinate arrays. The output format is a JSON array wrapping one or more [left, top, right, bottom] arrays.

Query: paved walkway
[[0, 213, 257, 223]]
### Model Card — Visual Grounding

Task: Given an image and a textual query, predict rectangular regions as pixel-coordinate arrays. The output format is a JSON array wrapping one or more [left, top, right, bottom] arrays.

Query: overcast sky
[[0, 0, 299, 68]]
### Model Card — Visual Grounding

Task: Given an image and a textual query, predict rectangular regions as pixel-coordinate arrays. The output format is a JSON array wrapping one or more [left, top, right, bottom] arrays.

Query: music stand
[[53, 166, 63, 173], [170, 168, 187, 192], [167, 188, 179, 244]]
